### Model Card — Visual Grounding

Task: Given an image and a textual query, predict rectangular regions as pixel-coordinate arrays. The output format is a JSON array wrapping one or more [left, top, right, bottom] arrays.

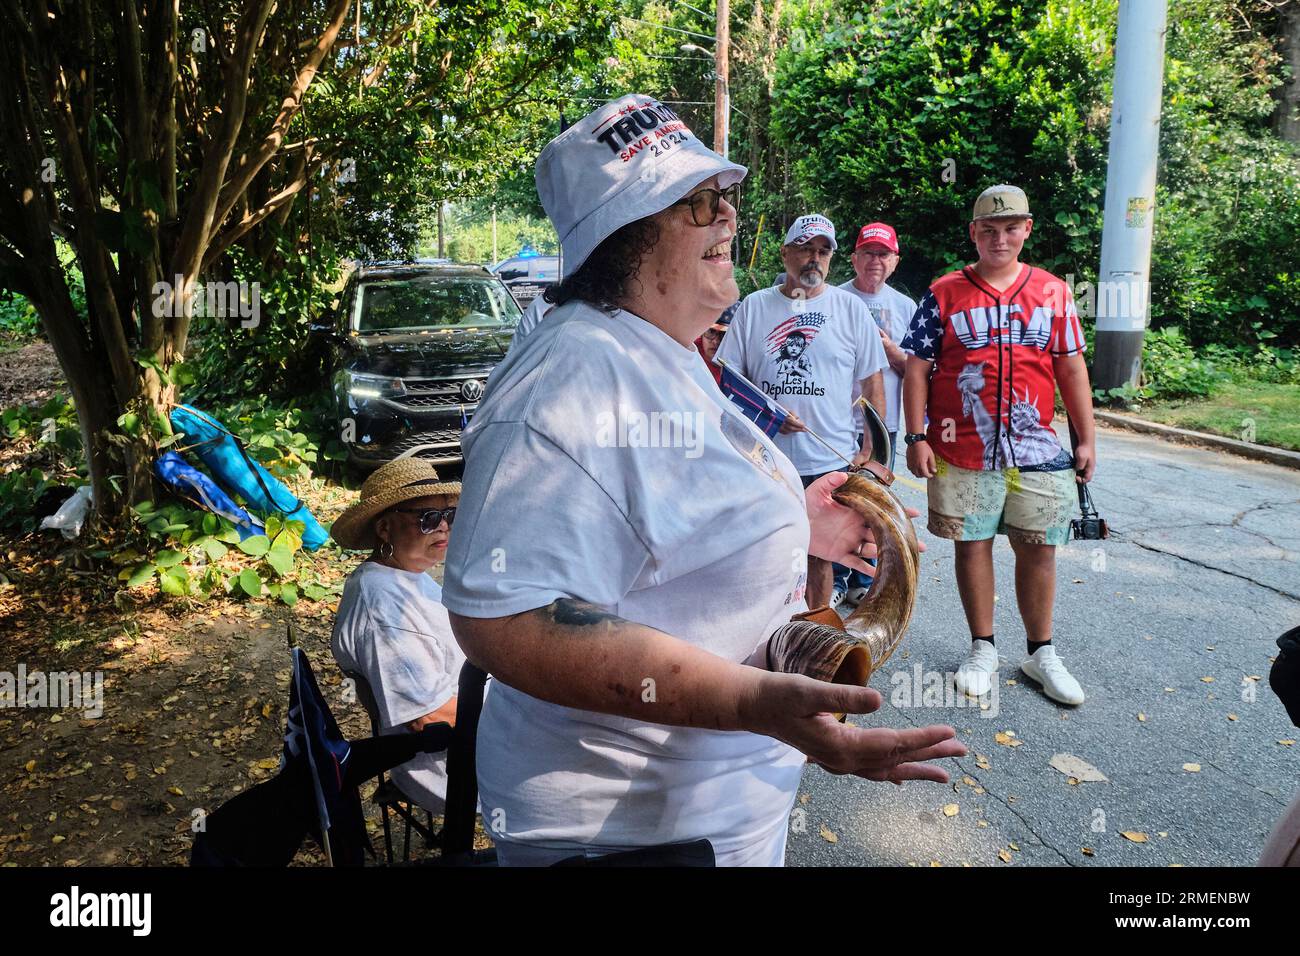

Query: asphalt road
[[787, 423, 1300, 867]]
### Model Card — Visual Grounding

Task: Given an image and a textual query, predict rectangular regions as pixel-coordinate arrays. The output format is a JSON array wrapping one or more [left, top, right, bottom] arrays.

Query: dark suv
[[314, 260, 521, 470]]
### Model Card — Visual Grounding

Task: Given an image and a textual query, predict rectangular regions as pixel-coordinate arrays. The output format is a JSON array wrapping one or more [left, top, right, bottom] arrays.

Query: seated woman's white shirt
[[443, 302, 812, 863], [331, 562, 465, 812]]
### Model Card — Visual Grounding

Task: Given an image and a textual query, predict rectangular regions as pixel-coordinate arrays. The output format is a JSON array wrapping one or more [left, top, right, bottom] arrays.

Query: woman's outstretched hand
[[805, 470, 924, 575], [740, 670, 965, 783]]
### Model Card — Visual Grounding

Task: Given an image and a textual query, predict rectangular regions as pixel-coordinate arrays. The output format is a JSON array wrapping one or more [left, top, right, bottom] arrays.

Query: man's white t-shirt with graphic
[[715, 285, 885, 475], [331, 562, 466, 812], [838, 280, 917, 433], [442, 301, 809, 865]]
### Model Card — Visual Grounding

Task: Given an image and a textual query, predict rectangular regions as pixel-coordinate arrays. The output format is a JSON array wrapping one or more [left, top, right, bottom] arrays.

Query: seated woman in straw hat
[[442, 94, 965, 866], [330, 459, 465, 813]]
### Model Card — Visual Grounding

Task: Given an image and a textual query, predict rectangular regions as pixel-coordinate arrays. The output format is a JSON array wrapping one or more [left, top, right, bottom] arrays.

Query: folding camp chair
[[439, 663, 714, 867], [345, 669, 441, 864]]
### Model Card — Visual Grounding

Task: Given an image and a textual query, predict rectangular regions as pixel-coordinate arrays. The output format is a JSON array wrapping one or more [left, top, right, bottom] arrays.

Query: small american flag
[[716, 359, 788, 438]]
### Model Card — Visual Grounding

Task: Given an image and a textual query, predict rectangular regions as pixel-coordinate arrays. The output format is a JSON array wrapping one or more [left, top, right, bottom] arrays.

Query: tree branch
[[208, 0, 352, 246]]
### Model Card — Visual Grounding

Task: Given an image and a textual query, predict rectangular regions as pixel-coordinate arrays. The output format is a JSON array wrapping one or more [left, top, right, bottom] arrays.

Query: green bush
[[112, 501, 340, 606], [186, 236, 341, 408], [1, 394, 82, 465], [1140, 327, 1224, 399], [772, 0, 1113, 294], [770, 0, 1300, 348], [0, 293, 42, 343], [0, 468, 57, 533]]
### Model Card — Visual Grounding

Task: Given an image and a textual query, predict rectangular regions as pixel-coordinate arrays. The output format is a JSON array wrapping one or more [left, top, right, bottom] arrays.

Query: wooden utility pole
[[714, 0, 729, 158]]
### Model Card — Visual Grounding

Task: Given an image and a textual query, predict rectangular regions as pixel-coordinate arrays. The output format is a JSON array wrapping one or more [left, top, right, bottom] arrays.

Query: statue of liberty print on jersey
[[956, 362, 1062, 469]]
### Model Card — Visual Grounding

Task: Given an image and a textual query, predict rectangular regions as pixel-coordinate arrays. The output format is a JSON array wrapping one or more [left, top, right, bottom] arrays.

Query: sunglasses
[[389, 506, 456, 533], [673, 183, 741, 226]]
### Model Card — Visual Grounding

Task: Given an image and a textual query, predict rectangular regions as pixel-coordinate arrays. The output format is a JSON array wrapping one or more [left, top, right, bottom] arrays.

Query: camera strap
[[1065, 415, 1096, 518]]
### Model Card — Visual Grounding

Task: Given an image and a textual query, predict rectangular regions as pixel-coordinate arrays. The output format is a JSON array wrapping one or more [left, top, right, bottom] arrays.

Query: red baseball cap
[[855, 222, 899, 254]]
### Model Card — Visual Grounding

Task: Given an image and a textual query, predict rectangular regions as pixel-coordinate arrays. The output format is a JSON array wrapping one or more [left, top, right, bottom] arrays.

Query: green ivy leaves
[[117, 500, 335, 607]]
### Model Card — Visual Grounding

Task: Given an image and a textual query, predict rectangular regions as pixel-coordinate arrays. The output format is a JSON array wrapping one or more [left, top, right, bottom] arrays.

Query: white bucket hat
[[536, 95, 748, 275]]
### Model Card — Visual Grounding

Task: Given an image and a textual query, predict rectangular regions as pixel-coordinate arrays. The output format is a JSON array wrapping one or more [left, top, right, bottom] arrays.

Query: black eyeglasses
[[673, 183, 741, 226], [390, 506, 456, 533]]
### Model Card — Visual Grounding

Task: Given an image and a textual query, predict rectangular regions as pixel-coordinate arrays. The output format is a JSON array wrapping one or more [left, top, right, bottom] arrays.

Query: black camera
[[1070, 482, 1109, 540]]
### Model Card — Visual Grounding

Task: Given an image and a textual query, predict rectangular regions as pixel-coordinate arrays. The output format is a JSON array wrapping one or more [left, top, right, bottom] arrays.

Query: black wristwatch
[[904, 432, 928, 446]]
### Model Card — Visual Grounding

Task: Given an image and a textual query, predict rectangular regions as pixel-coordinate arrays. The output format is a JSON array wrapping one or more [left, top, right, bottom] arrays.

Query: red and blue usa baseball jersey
[[901, 265, 1086, 471]]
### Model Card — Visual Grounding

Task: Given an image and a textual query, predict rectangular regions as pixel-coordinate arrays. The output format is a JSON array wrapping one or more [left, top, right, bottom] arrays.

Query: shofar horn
[[768, 466, 920, 690]]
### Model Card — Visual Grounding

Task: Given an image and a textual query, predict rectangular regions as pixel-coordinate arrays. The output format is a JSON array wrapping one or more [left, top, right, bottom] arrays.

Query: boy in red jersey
[[900, 185, 1097, 706]]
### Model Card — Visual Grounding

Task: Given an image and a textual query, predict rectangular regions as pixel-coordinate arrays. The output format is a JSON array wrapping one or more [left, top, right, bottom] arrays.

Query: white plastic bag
[[40, 485, 93, 540]]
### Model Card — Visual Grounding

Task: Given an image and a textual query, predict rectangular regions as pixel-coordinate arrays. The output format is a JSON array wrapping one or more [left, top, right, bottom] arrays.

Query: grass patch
[[1135, 380, 1300, 451]]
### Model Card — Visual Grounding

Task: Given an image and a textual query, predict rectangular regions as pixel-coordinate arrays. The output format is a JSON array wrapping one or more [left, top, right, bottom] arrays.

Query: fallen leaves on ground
[[1049, 753, 1108, 782], [1121, 831, 1149, 843], [819, 826, 838, 844], [1183, 763, 1202, 772]]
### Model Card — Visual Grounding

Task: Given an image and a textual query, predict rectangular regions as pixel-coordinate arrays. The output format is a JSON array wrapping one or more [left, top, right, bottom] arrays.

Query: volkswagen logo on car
[[460, 379, 484, 402]]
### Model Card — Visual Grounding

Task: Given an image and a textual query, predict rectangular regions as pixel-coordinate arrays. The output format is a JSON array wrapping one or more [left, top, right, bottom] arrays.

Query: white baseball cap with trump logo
[[535, 95, 747, 275], [783, 214, 838, 251]]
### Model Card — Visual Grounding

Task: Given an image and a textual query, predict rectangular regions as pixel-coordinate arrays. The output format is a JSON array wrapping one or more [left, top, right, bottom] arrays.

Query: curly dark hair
[[544, 216, 662, 312]]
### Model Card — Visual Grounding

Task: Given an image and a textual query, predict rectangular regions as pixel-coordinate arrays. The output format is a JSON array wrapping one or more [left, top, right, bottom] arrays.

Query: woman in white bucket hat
[[442, 95, 963, 866]]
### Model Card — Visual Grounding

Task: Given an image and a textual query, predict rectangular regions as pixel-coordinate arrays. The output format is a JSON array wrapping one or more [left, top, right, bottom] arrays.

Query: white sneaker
[[845, 585, 871, 606], [1021, 645, 1085, 705], [954, 641, 999, 698], [830, 586, 847, 609]]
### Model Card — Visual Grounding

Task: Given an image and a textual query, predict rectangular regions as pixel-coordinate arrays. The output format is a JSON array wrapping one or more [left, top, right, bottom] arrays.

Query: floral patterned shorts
[[927, 458, 1076, 546]]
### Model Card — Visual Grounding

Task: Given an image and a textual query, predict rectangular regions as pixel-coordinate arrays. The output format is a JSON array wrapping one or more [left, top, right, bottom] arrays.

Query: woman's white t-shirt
[[442, 301, 810, 863], [331, 561, 466, 812]]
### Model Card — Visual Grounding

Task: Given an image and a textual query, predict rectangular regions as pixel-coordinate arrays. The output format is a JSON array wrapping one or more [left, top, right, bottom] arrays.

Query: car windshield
[[353, 276, 521, 333]]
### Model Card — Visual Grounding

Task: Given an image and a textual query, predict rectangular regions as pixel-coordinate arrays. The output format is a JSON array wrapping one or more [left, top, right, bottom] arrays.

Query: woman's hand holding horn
[[805, 470, 925, 576]]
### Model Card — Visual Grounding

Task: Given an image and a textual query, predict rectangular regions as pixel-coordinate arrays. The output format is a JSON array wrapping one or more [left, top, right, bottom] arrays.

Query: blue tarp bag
[[169, 404, 330, 550], [153, 451, 263, 540]]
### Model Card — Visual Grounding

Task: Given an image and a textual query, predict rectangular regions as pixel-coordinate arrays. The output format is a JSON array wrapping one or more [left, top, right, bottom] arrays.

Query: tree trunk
[[1276, 4, 1300, 142]]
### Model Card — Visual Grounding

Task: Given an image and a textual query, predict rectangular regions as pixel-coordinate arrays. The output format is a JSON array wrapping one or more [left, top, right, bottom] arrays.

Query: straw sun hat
[[331, 459, 461, 551]]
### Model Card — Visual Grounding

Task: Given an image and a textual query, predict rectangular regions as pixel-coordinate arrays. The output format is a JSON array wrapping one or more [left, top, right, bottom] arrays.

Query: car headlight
[[346, 371, 406, 400]]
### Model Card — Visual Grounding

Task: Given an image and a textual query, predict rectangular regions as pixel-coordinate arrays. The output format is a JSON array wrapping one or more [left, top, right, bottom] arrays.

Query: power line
[[643, 53, 716, 61], [619, 15, 714, 41], [672, 0, 715, 20]]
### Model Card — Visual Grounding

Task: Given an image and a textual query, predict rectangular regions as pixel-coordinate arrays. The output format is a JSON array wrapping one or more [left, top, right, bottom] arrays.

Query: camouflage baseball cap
[[972, 184, 1032, 221]]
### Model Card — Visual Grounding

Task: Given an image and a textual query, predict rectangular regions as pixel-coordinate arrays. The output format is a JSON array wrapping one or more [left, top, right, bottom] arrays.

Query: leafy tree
[[0, 0, 613, 519]]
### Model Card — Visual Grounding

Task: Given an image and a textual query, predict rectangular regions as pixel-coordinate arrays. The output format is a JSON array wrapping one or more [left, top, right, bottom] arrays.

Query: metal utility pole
[[714, 0, 729, 159], [437, 201, 445, 259], [1093, 0, 1168, 392]]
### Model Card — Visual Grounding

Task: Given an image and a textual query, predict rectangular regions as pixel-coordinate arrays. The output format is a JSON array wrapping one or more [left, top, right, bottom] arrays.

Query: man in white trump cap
[[716, 213, 888, 611]]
